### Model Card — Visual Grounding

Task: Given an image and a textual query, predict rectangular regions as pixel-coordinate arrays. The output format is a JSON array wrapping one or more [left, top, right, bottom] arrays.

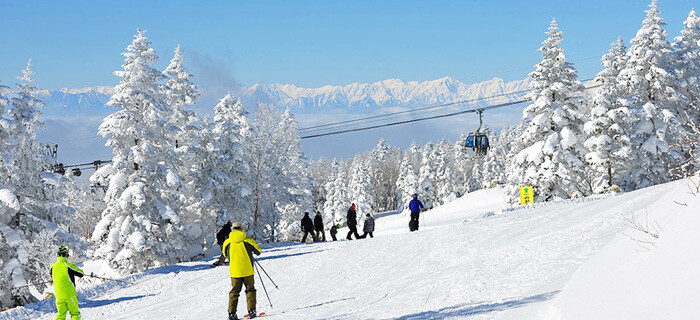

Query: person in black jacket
[[330, 224, 338, 241], [213, 221, 233, 267], [346, 204, 361, 240], [301, 212, 316, 243], [313, 211, 326, 241]]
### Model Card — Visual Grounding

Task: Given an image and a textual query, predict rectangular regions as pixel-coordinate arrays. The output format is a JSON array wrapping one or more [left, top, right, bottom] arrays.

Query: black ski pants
[[301, 231, 317, 242], [315, 230, 326, 241], [346, 225, 361, 240], [410, 211, 420, 231]]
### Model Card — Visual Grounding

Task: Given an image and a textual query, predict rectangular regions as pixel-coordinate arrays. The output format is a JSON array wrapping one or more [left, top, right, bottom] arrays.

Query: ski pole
[[12, 281, 53, 290], [254, 259, 273, 309], [253, 258, 279, 289], [85, 274, 134, 285]]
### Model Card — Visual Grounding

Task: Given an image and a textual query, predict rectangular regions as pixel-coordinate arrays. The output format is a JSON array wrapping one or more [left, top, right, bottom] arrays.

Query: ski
[[244, 312, 266, 318]]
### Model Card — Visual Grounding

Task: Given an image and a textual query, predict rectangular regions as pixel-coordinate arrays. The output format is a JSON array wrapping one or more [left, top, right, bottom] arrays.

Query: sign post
[[520, 185, 533, 205]]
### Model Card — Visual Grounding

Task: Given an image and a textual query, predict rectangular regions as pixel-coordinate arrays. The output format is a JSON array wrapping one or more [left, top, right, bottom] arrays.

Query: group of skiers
[[300, 203, 377, 242], [300, 193, 424, 243]]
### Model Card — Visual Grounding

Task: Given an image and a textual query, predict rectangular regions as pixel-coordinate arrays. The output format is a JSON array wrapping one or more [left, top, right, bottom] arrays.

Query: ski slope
[[2, 180, 695, 319]]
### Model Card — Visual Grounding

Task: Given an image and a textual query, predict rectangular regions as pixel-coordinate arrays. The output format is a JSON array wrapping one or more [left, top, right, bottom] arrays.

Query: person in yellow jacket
[[50, 246, 84, 320], [222, 222, 262, 320]]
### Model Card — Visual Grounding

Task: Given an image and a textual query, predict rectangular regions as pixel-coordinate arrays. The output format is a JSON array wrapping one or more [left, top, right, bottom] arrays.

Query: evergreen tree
[[673, 9, 700, 173], [434, 140, 455, 204], [0, 64, 74, 307], [506, 19, 588, 202], [584, 38, 633, 192], [91, 29, 189, 273], [617, 0, 688, 188], [273, 109, 313, 240], [418, 142, 436, 208], [349, 160, 373, 224], [323, 159, 349, 225], [9, 60, 50, 197], [395, 154, 418, 213], [163, 45, 200, 150]]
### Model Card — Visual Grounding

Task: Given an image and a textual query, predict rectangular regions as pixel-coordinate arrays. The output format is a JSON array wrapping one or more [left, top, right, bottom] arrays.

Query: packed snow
[[3, 178, 696, 319]]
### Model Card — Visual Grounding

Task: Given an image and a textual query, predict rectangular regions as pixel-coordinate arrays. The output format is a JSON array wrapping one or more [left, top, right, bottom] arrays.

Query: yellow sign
[[520, 185, 534, 205]]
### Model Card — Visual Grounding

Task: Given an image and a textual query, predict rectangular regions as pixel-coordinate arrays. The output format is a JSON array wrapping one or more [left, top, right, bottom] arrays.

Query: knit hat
[[232, 222, 243, 229]]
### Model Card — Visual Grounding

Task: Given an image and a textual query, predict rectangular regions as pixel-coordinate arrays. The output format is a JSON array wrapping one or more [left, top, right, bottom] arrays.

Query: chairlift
[[465, 109, 490, 155]]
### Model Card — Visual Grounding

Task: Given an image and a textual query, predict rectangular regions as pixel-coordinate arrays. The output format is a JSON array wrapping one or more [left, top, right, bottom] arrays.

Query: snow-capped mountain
[[238, 77, 531, 111], [38, 77, 531, 115], [39, 86, 114, 117]]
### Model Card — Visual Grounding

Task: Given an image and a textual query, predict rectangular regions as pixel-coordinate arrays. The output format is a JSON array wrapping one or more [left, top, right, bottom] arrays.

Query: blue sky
[[1, 0, 699, 90]]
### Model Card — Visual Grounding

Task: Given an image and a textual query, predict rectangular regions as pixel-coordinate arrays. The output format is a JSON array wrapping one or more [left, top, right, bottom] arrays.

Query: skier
[[223, 222, 262, 320], [213, 220, 233, 267], [360, 213, 375, 238], [300, 212, 316, 243], [51, 245, 84, 320], [330, 224, 338, 241], [314, 211, 326, 241], [346, 204, 361, 240], [409, 194, 424, 231]]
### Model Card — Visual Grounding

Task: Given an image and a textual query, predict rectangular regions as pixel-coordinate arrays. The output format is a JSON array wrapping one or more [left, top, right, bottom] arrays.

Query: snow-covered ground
[[2, 179, 696, 319]]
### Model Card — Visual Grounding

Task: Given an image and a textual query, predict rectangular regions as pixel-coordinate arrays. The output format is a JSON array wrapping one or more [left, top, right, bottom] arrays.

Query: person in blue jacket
[[408, 194, 424, 231]]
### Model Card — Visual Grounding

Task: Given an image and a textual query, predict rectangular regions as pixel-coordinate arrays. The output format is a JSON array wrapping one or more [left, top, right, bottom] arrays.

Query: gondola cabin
[[465, 132, 490, 155]]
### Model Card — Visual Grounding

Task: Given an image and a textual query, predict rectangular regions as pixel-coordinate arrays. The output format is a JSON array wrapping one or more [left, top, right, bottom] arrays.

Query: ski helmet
[[58, 245, 69, 257]]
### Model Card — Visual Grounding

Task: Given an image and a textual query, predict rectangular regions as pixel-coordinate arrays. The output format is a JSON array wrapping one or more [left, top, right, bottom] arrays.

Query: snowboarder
[[409, 194, 424, 231], [51, 245, 84, 320], [301, 212, 316, 243], [330, 224, 338, 241], [213, 221, 233, 267], [223, 222, 262, 320], [360, 213, 375, 238], [314, 211, 326, 241], [346, 204, 361, 240]]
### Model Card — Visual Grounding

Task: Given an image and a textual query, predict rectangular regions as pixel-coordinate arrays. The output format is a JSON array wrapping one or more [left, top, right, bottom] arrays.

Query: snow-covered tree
[[434, 140, 456, 204], [481, 127, 514, 188], [246, 104, 312, 241], [584, 38, 633, 193], [9, 60, 51, 198], [272, 109, 313, 241], [323, 159, 349, 225], [395, 154, 418, 213], [349, 160, 373, 223], [418, 142, 436, 208], [309, 158, 332, 213], [91, 29, 190, 273], [617, 0, 688, 188], [506, 19, 588, 202], [163, 45, 200, 150], [673, 9, 700, 174], [0, 64, 75, 307]]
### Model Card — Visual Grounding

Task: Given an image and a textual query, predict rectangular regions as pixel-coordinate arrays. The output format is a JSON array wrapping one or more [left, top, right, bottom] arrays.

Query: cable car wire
[[298, 78, 596, 134], [300, 81, 601, 140]]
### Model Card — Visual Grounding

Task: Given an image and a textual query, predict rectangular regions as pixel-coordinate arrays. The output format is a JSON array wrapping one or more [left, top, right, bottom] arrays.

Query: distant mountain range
[[38, 77, 532, 116]]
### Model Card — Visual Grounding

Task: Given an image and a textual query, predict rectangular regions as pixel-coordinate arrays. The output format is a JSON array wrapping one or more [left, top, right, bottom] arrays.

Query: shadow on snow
[[388, 291, 559, 320], [82, 294, 154, 308]]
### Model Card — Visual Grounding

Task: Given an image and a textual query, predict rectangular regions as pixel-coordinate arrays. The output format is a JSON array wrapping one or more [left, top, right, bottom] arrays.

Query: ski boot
[[228, 312, 238, 320], [247, 309, 257, 318]]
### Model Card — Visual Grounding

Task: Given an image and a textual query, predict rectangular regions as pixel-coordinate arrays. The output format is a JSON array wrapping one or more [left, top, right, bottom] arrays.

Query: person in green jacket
[[50, 246, 84, 320], [222, 222, 262, 320]]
